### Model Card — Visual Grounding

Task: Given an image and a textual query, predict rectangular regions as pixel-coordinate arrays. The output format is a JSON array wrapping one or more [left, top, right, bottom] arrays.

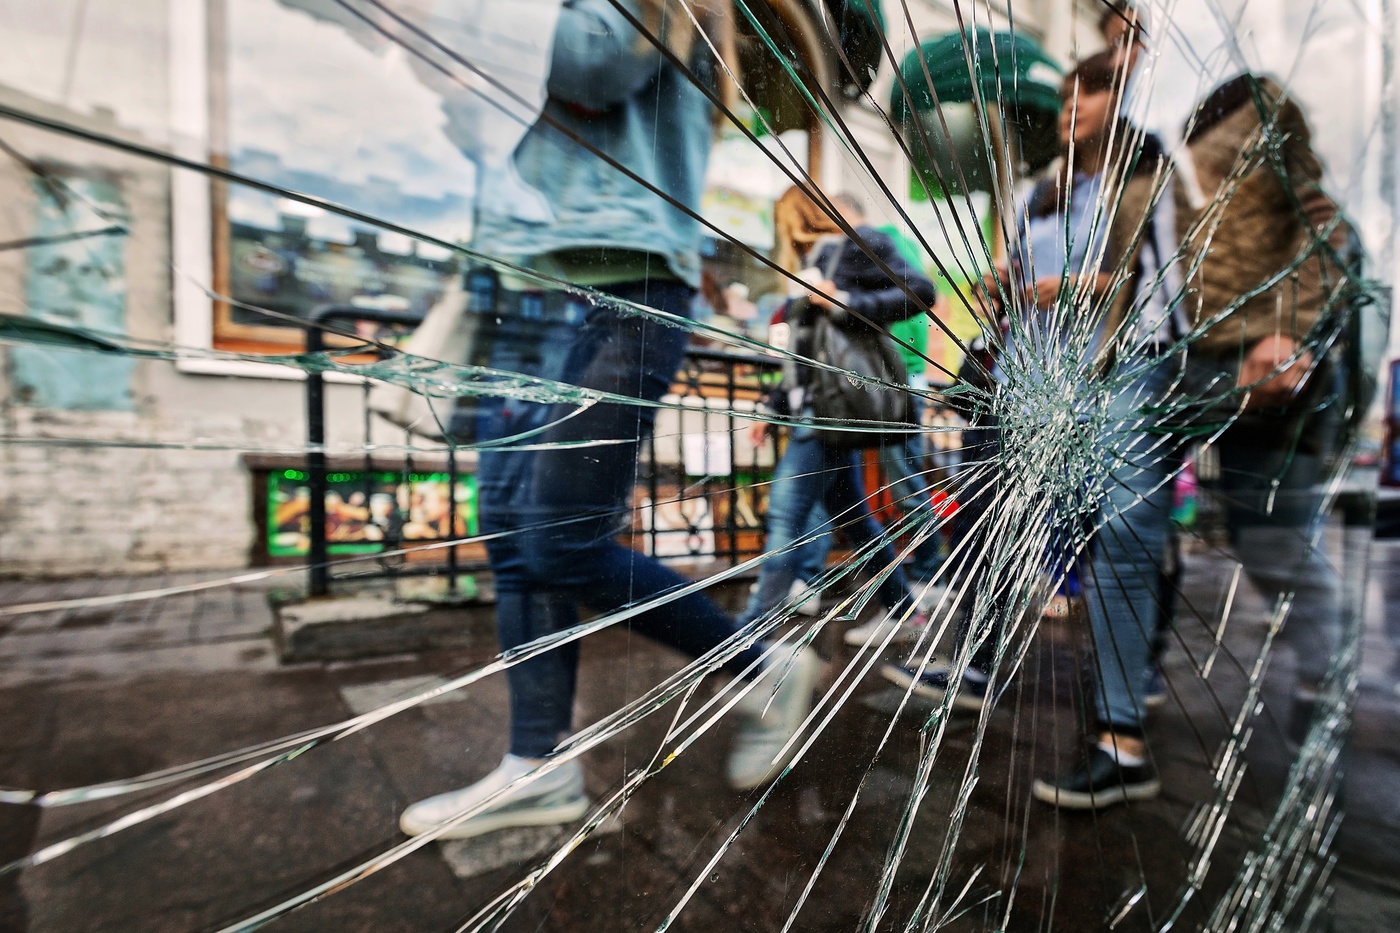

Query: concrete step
[[272, 562, 762, 663], [274, 592, 496, 663]]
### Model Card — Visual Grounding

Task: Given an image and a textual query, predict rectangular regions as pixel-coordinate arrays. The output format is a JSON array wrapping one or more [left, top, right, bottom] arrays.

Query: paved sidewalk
[[0, 571, 287, 687], [0, 547, 1398, 932]]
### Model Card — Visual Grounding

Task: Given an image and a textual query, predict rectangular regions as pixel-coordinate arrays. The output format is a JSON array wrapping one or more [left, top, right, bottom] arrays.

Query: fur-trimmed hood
[[1172, 74, 1349, 359]]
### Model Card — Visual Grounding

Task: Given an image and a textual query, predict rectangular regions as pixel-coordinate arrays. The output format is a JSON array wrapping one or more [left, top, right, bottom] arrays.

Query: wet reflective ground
[[1, 538, 1398, 932]]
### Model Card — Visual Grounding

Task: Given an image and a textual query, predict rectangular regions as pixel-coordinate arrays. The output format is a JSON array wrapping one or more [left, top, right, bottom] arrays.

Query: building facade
[[0, 0, 1100, 577]]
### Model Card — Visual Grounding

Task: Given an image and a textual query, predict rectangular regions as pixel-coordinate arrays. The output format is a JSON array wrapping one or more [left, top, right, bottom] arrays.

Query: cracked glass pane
[[0, 0, 1395, 930]]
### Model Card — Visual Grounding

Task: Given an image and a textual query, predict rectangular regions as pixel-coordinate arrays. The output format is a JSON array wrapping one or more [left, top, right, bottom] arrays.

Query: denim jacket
[[471, 0, 714, 287]]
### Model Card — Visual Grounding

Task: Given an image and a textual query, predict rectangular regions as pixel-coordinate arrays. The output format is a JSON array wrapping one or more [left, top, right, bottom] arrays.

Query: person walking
[[1031, 71, 1356, 808], [744, 187, 938, 640], [1175, 73, 1351, 694], [400, 0, 818, 841], [881, 52, 1178, 740]]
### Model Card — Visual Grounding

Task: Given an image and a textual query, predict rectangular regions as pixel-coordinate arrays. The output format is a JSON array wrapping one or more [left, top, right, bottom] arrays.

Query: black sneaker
[[1031, 746, 1161, 809], [1143, 662, 1167, 710], [879, 662, 989, 712], [1286, 692, 1318, 748]]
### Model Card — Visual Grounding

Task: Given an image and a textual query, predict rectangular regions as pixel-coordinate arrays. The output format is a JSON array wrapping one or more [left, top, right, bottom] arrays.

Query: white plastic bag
[[367, 278, 470, 440]]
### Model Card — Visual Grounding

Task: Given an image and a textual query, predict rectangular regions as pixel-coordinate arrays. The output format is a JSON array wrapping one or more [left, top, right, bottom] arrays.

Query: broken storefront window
[[0, 0, 1392, 930]]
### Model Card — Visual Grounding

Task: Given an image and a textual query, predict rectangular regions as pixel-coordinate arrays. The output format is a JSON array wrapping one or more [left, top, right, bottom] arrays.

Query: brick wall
[[0, 90, 413, 578]]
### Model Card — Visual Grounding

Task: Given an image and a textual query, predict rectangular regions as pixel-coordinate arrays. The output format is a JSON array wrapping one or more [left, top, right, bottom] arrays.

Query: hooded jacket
[[471, 0, 715, 287], [1170, 75, 1351, 360], [765, 226, 936, 417]]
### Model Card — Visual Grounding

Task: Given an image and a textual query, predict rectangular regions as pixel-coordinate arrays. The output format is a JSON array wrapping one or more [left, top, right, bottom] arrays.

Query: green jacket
[[876, 224, 930, 376]]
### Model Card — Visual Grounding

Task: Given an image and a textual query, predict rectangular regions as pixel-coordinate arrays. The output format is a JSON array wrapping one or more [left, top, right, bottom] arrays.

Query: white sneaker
[[843, 606, 931, 647], [400, 754, 588, 839], [789, 579, 823, 616], [748, 579, 823, 616], [913, 581, 952, 613], [726, 643, 820, 790]]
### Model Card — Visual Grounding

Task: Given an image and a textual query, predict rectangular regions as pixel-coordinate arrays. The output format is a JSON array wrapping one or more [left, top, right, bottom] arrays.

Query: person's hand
[[812, 277, 840, 306], [974, 265, 1010, 319], [1030, 276, 1064, 308], [1237, 335, 1313, 408], [1029, 273, 1112, 309], [981, 264, 1009, 292], [748, 420, 770, 446]]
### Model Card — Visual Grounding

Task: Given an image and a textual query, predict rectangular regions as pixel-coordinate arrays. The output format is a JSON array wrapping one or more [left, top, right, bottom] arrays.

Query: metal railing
[[637, 346, 782, 564], [305, 304, 432, 597], [303, 305, 783, 598]]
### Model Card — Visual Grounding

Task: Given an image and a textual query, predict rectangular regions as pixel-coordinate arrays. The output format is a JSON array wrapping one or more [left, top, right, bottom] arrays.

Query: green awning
[[888, 28, 1063, 123]]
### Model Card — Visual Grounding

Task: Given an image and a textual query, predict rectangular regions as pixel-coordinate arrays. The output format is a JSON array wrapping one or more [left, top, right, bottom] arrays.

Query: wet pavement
[[0, 542, 1398, 932]]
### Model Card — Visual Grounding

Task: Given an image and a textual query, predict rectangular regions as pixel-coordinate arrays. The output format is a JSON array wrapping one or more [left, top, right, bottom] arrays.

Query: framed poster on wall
[[174, 0, 563, 360]]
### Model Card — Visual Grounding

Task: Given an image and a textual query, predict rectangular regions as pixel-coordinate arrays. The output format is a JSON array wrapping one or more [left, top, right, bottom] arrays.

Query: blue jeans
[[794, 505, 834, 584], [477, 279, 764, 758], [791, 401, 945, 586], [1083, 362, 1179, 733], [877, 430, 948, 581], [741, 431, 912, 625]]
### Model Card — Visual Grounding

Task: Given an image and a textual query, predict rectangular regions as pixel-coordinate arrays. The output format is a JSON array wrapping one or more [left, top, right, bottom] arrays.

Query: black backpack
[[792, 296, 917, 450]]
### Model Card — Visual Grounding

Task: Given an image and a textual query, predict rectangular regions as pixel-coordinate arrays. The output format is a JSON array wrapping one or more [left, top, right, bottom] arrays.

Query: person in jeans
[[880, 53, 1179, 758], [1031, 72, 1354, 808], [744, 188, 938, 638], [765, 221, 950, 630], [401, 0, 819, 841]]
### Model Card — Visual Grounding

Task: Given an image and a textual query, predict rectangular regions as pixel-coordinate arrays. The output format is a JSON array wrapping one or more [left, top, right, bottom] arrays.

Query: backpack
[[794, 296, 917, 450]]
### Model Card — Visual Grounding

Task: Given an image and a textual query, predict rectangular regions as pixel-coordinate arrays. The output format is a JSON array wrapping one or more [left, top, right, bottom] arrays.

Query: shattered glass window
[[0, 0, 1397, 930]]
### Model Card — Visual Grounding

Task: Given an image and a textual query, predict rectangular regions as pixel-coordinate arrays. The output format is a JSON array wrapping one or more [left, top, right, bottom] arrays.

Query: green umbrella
[[889, 27, 1062, 121], [889, 27, 1064, 190]]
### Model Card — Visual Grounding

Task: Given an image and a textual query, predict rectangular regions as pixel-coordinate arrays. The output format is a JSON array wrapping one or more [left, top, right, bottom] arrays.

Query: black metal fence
[[635, 346, 782, 565], [302, 305, 782, 598]]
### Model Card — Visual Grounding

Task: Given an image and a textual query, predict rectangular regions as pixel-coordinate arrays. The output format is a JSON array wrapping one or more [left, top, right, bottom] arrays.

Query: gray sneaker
[[843, 606, 931, 647], [789, 579, 823, 617], [726, 643, 820, 790], [400, 755, 588, 839]]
